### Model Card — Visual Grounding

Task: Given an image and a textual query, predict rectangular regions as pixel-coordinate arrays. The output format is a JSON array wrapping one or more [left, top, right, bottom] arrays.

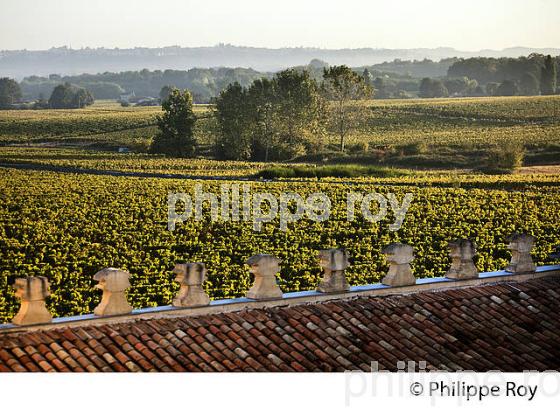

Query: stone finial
[[93, 268, 133, 316], [381, 243, 416, 287], [317, 249, 350, 293], [12, 276, 52, 326], [172, 263, 210, 307], [245, 254, 283, 300], [505, 233, 536, 273], [446, 239, 478, 279]]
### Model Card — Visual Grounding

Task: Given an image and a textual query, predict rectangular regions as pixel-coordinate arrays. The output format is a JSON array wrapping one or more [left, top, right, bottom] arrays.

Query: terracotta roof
[[1, 273, 560, 372]]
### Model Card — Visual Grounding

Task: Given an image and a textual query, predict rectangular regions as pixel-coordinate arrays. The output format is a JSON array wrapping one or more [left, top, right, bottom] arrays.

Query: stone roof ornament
[[93, 268, 133, 316], [245, 254, 283, 300], [381, 243, 416, 287], [446, 239, 478, 279], [172, 263, 210, 307], [12, 276, 52, 326], [505, 233, 536, 274], [316, 249, 350, 293]]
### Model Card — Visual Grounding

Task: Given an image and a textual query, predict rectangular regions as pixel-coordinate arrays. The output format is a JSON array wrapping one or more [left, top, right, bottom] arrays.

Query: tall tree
[[322, 65, 373, 152], [540, 55, 557, 95], [247, 78, 277, 161], [0, 78, 22, 108], [213, 83, 252, 160], [150, 89, 197, 157], [273, 69, 326, 158]]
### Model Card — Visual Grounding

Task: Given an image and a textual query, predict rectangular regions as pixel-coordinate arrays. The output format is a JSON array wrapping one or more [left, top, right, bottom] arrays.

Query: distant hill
[[1, 45, 559, 79]]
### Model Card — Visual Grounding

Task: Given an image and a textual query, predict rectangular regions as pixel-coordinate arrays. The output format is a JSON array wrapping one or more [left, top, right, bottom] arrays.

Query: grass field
[[1, 96, 559, 168]]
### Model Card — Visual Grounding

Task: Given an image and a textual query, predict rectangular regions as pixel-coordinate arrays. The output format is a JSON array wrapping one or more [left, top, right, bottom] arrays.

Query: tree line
[[151, 66, 372, 160], [447, 54, 558, 96], [19, 67, 266, 103], [1, 54, 558, 110], [0, 79, 94, 109]]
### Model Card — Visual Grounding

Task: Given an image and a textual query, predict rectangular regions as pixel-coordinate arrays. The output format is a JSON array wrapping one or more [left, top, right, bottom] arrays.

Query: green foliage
[[540, 55, 558, 96], [0, 78, 23, 108], [21, 67, 268, 103], [214, 69, 326, 161], [483, 144, 525, 173], [150, 89, 197, 157], [272, 69, 326, 151], [257, 164, 408, 179], [322, 65, 373, 151], [444, 77, 479, 96], [496, 80, 519, 97], [214, 83, 253, 160], [159, 85, 174, 102], [419, 78, 449, 98], [347, 141, 370, 154], [80, 82, 124, 99], [519, 73, 540, 96], [49, 82, 94, 109], [400, 142, 428, 155], [448, 54, 556, 85]]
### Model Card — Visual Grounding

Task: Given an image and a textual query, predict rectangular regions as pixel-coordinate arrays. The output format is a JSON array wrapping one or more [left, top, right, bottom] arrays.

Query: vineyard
[[0, 167, 559, 322], [1, 97, 559, 168]]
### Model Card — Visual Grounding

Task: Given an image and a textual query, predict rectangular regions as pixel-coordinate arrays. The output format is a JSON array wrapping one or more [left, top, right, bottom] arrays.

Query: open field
[[1, 97, 559, 168]]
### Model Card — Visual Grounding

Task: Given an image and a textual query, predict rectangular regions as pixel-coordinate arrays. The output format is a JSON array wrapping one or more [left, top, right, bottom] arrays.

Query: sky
[[0, 0, 558, 51]]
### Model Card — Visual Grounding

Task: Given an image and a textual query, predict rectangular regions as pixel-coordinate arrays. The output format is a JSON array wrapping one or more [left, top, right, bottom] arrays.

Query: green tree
[[444, 77, 469, 95], [214, 83, 252, 160], [159, 85, 174, 102], [72, 88, 94, 108], [150, 89, 197, 157], [80, 82, 124, 99], [0, 78, 23, 108], [373, 77, 392, 99], [49, 83, 72, 108], [444, 77, 478, 96], [49, 83, 94, 108], [322, 65, 373, 151], [272, 69, 326, 159], [247, 78, 277, 161], [419, 78, 448, 98], [214, 70, 326, 161], [540, 55, 557, 95], [496, 80, 519, 96], [519, 73, 540, 95]]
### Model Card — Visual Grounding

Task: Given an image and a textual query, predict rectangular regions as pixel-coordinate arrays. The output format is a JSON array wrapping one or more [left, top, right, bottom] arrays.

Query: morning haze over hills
[[1, 44, 559, 78]]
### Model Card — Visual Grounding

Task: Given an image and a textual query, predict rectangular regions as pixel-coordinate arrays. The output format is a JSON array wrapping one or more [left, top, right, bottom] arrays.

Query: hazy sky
[[1, 0, 558, 50]]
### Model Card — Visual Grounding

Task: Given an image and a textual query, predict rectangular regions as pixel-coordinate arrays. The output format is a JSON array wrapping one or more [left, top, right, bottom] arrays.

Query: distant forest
[[15, 54, 559, 103]]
